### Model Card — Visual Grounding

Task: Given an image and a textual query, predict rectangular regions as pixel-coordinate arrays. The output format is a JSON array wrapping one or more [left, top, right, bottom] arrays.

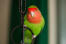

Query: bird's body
[[24, 5, 45, 44]]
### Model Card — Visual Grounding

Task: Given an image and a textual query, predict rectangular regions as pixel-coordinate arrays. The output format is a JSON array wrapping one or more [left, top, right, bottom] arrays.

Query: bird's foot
[[32, 35, 36, 39]]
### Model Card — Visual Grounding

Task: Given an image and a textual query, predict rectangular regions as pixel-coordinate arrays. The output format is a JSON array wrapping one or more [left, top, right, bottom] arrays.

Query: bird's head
[[27, 5, 42, 24]]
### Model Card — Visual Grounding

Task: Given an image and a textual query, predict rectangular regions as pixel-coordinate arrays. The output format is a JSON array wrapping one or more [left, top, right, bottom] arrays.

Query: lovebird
[[24, 5, 45, 44]]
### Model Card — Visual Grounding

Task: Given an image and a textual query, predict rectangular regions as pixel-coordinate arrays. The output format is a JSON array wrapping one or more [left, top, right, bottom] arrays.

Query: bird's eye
[[31, 11, 35, 17]]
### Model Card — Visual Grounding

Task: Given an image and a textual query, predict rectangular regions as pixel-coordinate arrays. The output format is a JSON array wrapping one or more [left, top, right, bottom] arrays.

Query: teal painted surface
[[9, 0, 48, 44]]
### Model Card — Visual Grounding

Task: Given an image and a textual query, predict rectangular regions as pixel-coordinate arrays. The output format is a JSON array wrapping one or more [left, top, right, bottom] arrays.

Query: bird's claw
[[32, 35, 36, 39]]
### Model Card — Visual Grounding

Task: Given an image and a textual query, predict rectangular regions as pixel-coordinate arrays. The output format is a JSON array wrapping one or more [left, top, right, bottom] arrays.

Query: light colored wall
[[59, 0, 66, 44], [0, 0, 11, 44], [48, 0, 58, 44]]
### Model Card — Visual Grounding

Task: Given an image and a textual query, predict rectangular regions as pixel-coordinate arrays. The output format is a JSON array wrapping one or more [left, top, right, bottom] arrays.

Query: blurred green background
[[9, 0, 48, 44]]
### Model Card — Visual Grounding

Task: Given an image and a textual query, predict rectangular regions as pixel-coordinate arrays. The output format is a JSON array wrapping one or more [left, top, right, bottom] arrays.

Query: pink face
[[27, 8, 42, 24]]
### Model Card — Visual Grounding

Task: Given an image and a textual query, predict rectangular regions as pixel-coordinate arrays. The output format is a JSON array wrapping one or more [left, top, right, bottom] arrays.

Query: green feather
[[28, 5, 38, 8], [24, 15, 45, 36]]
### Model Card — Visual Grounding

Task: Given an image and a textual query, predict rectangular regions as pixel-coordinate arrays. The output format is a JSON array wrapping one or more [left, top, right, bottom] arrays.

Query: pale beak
[[31, 11, 35, 17]]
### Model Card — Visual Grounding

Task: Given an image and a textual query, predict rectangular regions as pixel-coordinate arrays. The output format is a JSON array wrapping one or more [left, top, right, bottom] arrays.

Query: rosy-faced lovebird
[[24, 5, 45, 44]]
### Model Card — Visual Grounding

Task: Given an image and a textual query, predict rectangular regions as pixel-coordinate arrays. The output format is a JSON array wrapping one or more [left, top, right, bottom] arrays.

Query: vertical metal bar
[[19, 0, 24, 44], [19, 0, 22, 13], [21, 13, 24, 44], [19, 0, 26, 44]]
